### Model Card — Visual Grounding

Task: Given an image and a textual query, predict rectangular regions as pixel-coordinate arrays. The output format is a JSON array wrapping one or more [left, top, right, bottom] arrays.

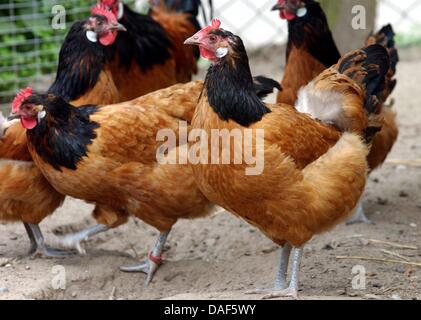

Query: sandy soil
[[0, 47, 421, 300]]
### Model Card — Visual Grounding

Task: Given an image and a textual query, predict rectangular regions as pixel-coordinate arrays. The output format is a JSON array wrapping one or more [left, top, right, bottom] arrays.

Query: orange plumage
[[186, 23, 389, 295]]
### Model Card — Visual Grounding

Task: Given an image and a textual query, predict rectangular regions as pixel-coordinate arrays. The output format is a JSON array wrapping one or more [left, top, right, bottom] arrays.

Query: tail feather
[[252, 76, 282, 100], [337, 44, 390, 114], [368, 24, 399, 73], [296, 44, 389, 137], [366, 24, 399, 99]]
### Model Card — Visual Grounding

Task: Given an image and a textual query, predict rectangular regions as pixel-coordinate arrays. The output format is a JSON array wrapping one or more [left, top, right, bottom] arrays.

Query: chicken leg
[[246, 244, 303, 299], [24, 223, 72, 258], [346, 198, 375, 225], [55, 224, 110, 254], [120, 230, 170, 286]]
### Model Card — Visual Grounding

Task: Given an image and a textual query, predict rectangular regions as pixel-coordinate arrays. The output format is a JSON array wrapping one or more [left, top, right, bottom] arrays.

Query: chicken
[[48, 5, 127, 106], [0, 95, 66, 258], [273, 0, 340, 105], [10, 82, 221, 284], [184, 20, 389, 297], [272, 0, 399, 224], [97, 0, 203, 100]]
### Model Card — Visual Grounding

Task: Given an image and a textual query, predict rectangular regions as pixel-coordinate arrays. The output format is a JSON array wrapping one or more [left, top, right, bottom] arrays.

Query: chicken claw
[[55, 224, 109, 254], [24, 223, 73, 258], [120, 230, 170, 286], [246, 245, 302, 300], [346, 201, 375, 225]]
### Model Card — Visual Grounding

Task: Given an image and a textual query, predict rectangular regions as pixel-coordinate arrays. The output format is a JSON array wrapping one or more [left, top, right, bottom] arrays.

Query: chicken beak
[[271, 3, 283, 11], [110, 23, 127, 32], [184, 35, 201, 46]]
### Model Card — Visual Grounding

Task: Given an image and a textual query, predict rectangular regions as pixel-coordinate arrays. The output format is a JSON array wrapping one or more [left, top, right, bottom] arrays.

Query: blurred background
[[0, 0, 420, 110]]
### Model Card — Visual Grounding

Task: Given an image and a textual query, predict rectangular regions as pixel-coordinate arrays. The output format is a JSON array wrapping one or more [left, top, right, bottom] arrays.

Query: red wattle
[[200, 47, 216, 61], [99, 31, 117, 46], [21, 118, 37, 130], [280, 9, 297, 21]]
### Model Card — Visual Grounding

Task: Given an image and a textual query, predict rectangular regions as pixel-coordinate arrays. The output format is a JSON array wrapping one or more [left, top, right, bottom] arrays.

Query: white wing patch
[[0, 112, 6, 139], [295, 82, 344, 128]]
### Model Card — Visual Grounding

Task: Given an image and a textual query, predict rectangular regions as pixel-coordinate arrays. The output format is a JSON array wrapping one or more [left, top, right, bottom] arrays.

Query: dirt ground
[[1, 46, 421, 300]]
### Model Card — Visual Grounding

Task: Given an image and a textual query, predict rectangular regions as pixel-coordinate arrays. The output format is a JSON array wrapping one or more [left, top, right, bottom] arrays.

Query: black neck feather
[[287, 1, 341, 68], [115, 4, 172, 71], [48, 20, 112, 102], [204, 39, 271, 127], [27, 96, 99, 171]]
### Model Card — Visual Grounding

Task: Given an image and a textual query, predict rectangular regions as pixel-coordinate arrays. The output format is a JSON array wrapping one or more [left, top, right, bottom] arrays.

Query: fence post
[[320, 0, 377, 53]]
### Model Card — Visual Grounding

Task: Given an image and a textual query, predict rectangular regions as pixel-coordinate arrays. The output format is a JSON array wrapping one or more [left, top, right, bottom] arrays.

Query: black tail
[[374, 24, 399, 73], [252, 76, 282, 100], [338, 44, 390, 114]]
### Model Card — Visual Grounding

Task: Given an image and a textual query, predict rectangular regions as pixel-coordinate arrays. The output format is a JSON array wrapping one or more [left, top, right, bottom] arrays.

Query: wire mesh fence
[[0, 0, 420, 108]]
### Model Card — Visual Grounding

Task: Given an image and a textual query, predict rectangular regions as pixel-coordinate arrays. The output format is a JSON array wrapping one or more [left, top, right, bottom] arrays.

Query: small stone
[[410, 223, 417, 228], [377, 197, 388, 206], [25, 265, 30, 270], [372, 282, 382, 288], [372, 178, 380, 183], [9, 236, 18, 241], [391, 294, 401, 300], [365, 294, 381, 300], [399, 191, 409, 198], [396, 165, 407, 172], [71, 292, 77, 298], [0, 287, 9, 294], [359, 238, 370, 246], [0, 258, 10, 267], [5, 264, 11, 268], [395, 265, 406, 274], [337, 289, 346, 296]]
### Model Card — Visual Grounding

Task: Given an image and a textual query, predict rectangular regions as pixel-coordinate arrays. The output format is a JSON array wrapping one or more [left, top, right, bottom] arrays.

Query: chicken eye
[[209, 35, 217, 43]]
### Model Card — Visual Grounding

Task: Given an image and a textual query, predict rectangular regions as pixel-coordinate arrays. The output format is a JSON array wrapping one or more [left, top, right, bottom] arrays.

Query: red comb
[[12, 87, 33, 113], [197, 19, 221, 37], [91, 4, 117, 23]]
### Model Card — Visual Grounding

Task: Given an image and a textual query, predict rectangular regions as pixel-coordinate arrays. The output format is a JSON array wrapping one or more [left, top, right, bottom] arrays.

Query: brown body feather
[[150, 7, 199, 83], [70, 68, 122, 106], [192, 92, 367, 246], [110, 6, 199, 102], [367, 108, 398, 170], [279, 23, 399, 173], [0, 117, 64, 226], [277, 47, 326, 105], [0, 158, 64, 224]]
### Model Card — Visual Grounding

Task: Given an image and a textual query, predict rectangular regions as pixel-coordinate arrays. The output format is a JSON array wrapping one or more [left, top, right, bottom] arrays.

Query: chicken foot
[[346, 198, 375, 225], [24, 223, 72, 258], [120, 230, 170, 286], [246, 244, 303, 299], [55, 224, 110, 254]]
